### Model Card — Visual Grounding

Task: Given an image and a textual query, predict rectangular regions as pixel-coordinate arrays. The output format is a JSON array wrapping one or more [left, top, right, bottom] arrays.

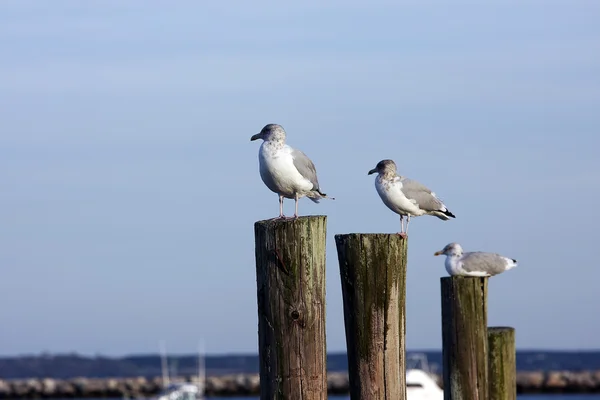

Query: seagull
[[434, 242, 518, 277], [251, 124, 333, 219], [368, 159, 455, 238]]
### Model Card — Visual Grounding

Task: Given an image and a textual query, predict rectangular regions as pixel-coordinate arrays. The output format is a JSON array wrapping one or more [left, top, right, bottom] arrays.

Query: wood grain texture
[[254, 216, 327, 400], [441, 276, 489, 400], [335, 233, 408, 400], [488, 327, 516, 400]]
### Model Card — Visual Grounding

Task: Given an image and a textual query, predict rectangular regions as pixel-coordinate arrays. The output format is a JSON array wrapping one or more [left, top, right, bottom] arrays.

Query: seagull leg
[[278, 195, 285, 219], [398, 215, 407, 239], [405, 215, 411, 236], [293, 193, 299, 219]]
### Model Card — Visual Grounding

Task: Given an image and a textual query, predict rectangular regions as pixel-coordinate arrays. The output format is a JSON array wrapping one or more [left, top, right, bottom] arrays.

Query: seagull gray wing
[[461, 252, 511, 276], [292, 148, 320, 191], [400, 178, 445, 212]]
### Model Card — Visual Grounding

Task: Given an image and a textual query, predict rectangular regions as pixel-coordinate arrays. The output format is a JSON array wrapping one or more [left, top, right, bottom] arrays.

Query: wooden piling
[[488, 327, 516, 400], [335, 234, 408, 400], [254, 215, 327, 400], [441, 276, 489, 400]]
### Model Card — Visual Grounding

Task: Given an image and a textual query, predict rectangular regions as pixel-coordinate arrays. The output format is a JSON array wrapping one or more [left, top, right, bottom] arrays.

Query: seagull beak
[[434, 250, 444, 256], [368, 168, 377, 175], [250, 133, 262, 141]]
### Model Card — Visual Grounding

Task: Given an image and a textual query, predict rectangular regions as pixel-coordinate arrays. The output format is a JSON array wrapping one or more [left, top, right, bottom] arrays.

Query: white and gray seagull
[[368, 159, 455, 238], [251, 124, 334, 219], [434, 242, 518, 277]]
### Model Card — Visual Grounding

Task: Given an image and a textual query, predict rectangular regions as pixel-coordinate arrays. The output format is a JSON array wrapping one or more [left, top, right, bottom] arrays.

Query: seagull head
[[368, 159, 397, 175], [434, 242, 464, 257], [251, 124, 286, 142]]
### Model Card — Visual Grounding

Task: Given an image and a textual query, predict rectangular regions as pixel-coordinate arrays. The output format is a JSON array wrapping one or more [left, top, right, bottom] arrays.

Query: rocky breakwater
[[516, 370, 600, 394], [0, 371, 599, 398]]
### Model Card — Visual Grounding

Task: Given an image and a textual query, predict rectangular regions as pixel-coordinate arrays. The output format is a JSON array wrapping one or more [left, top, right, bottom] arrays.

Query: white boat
[[152, 340, 205, 400], [406, 353, 444, 400], [154, 383, 202, 400]]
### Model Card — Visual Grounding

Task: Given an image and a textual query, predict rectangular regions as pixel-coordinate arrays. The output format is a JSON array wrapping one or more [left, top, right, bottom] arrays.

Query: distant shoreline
[[2, 351, 599, 379], [2, 371, 600, 398], [2, 351, 600, 397]]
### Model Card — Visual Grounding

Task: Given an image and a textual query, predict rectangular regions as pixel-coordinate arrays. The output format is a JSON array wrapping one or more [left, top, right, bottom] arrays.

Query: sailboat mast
[[198, 339, 205, 391], [160, 340, 170, 388]]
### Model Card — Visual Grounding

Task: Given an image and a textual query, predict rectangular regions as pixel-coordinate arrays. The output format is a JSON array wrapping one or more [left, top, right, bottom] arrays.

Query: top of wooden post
[[255, 215, 327, 228], [335, 232, 408, 239], [440, 275, 489, 286], [488, 326, 515, 333]]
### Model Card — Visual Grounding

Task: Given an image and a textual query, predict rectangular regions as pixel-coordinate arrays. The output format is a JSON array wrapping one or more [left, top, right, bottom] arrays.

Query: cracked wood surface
[[441, 276, 489, 400], [335, 233, 407, 400], [488, 327, 516, 400], [254, 216, 327, 400]]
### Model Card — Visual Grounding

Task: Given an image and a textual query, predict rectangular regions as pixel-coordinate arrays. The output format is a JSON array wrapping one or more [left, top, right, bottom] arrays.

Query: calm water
[[38, 396, 600, 400], [204, 396, 600, 399], [49, 396, 600, 400]]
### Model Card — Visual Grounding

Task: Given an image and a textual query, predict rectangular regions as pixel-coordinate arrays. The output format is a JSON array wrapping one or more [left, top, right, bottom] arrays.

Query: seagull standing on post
[[251, 124, 333, 219], [368, 159, 455, 238]]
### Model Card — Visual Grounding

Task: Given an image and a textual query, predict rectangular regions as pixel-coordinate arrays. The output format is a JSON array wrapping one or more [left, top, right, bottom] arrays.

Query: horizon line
[[3, 348, 600, 358]]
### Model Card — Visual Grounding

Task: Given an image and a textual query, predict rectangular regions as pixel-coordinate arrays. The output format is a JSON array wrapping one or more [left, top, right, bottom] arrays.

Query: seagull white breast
[[375, 176, 423, 216], [258, 143, 314, 198]]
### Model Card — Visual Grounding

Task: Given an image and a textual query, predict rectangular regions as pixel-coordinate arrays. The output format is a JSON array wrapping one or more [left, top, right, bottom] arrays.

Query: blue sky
[[1, 1, 599, 356]]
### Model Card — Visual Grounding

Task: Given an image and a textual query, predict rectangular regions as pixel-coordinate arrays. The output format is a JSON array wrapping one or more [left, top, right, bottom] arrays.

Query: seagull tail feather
[[430, 208, 455, 220], [445, 209, 456, 218], [504, 257, 518, 270], [307, 189, 335, 203]]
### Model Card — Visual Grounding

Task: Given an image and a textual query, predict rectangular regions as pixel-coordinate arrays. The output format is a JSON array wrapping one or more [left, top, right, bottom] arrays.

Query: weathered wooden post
[[335, 234, 408, 400], [254, 216, 327, 400], [441, 276, 489, 400], [488, 327, 516, 400]]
